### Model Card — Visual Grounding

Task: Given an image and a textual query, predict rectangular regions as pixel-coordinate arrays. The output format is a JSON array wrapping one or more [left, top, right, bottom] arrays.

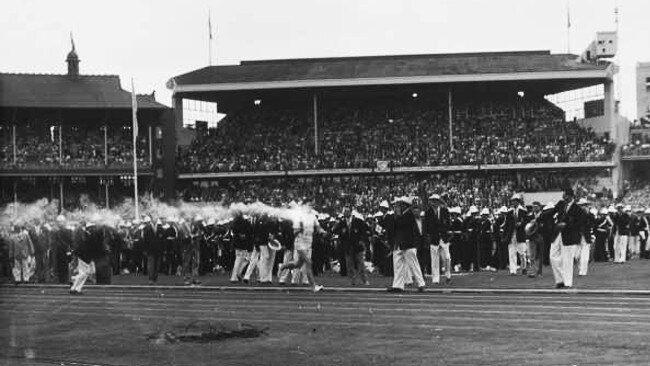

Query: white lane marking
[[5, 308, 650, 336]]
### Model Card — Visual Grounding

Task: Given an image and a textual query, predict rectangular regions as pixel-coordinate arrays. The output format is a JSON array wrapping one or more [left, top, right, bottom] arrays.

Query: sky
[[1, 0, 649, 119]]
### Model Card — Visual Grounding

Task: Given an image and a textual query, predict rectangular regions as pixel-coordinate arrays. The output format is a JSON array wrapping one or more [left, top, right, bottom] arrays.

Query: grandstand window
[[646, 77, 650, 91], [412, 93, 418, 98], [254, 99, 262, 106]]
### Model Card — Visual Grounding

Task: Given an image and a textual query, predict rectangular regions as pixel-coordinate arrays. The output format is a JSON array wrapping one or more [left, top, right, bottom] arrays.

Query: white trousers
[[629, 236, 640, 257], [258, 246, 277, 282], [549, 235, 564, 285], [578, 239, 591, 276], [230, 249, 251, 281], [12, 256, 35, 282], [71, 259, 92, 292], [291, 249, 311, 285], [430, 243, 451, 284], [392, 248, 425, 290], [614, 235, 628, 263], [561, 245, 580, 287], [243, 248, 261, 281]]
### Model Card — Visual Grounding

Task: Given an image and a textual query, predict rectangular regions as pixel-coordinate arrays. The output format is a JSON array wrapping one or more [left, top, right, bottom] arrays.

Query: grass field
[[1, 260, 650, 366]]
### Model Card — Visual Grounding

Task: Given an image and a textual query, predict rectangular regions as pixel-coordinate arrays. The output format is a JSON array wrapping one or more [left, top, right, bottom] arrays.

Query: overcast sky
[[1, 0, 648, 119]]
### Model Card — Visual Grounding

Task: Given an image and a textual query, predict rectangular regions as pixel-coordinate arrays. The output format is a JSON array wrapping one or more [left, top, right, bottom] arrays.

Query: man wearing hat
[[640, 209, 650, 259], [613, 205, 631, 263], [629, 208, 644, 260], [576, 199, 594, 277], [524, 202, 545, 278], [333, 206, 372, 286], [462, 206, 480, 272], [593, 208, 611, 262], [509, 194, 529, 275], [555, 188, 589, 288], [387, 197, 425, 292], [70, 221, 105, 294], [447, 207, 464, 273], [424, 194, 451, 284]]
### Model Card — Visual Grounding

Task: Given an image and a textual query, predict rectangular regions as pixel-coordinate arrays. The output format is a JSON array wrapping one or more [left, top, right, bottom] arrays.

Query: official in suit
[[387, 196, 425, 292], [556, 189, 588, 288], [333, 207, 371, 286], [424, 194, 451, 284]]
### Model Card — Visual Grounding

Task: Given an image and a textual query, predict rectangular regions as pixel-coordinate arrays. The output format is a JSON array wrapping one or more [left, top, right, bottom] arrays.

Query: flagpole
[[131, 78, 139, 219], [566, 0, 571, 53], [208, 10, 213, 66]]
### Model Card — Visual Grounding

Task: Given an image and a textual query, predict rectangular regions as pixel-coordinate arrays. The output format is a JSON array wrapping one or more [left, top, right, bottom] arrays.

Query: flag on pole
[[566, 0, 571, 28], [131, 78, 138, 136], [70, 32, 76, 51], [208, 12, 213, 40]]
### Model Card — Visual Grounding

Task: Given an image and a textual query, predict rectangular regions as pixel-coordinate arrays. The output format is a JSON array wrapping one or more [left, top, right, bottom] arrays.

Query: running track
[[2, 286, 650, 365]]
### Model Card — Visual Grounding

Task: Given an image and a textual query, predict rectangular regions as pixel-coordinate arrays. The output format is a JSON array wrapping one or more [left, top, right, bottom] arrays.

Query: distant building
[[636, 62, 650, 122]]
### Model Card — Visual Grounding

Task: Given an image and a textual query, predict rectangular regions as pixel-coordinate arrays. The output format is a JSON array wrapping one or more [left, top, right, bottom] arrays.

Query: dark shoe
[[445, 277, 452, 284], [528, 273, 536, 278], [243, 279, 249, 285], [69, 290, 81, 295], [555, 283, 565, 289], [386, 287, 404, 293], [417, 286, 425, 293]]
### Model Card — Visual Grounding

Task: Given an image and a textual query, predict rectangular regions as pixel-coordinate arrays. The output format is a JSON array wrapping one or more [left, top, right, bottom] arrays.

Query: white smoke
[[0, 196, 318, 231]]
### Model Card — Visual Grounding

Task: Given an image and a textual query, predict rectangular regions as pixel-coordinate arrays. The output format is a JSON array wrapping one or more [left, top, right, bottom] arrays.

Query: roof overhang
[[171, 67, 613, 95]]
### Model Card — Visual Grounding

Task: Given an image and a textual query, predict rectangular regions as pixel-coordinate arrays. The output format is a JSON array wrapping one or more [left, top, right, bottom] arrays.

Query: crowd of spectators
[[622, 134, 650, 157], [178, 170, 612, 216], [178, 96, 615, 173], [0, 126, 150, 169]]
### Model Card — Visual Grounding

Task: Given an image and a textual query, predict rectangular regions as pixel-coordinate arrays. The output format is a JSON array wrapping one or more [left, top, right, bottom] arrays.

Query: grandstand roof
[[0, 73, 168, 109], [169, 51, 613, 94]]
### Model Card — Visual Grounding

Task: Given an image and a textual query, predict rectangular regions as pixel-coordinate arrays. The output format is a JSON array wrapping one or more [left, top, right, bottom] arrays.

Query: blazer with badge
[[424, 206, 450, 246], [333, 215, 370, 254], [392, 208, 418, 251], [556, 200, 588, 246]]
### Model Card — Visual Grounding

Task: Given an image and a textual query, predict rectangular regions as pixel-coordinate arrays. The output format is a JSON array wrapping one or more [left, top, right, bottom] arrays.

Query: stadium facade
[[0, 45, 175, 209], [168, 50, 624, 203]]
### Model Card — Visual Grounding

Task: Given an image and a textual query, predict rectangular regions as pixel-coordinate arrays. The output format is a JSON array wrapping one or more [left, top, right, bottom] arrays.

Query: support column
[[13, 180, 17, 216], [605, 78, 622, 198], [104, 124, 108, 166], [58, 125, 63, 165], [148, 125, 153, 166], [12, 124, 16, 165], [448, 87, 453, 150], [313, 92, 319, 155]]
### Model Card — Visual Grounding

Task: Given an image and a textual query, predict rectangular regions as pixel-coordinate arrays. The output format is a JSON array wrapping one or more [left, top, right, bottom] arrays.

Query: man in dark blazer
[[424, 194, 451, 284], [556, 188, 588, 288], [387, 197, 425, 292], [333, 206, 371, 285]]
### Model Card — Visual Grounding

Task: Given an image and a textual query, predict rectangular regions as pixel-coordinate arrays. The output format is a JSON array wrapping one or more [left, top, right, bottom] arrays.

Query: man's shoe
[[555, 283, 565, 289], [243, 279, 249, 285], [363, 280, 370, 286], [386, 287, 403, 293], [528, 273, 536, 278], [417, 286, 425, 293], [445, 277, 452, 284], [313, 285, 324, 293]]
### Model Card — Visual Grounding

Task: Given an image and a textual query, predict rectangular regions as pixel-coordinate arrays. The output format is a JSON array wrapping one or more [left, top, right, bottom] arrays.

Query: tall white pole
[[58, 125, 63, 165], [448, 87, 453, 150], [148, 125, 153, 166], [566, 0, 571, 53], [131, 79, 139, 219], [313, 92, 318, 155], [208, 10, 213, 66], [12, 124, 16, 165], [104, 124, 108, 166]]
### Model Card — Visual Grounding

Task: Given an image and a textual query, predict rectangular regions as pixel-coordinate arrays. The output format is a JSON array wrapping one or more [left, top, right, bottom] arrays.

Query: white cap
[[624, 205, 632, 212], [450, 207, 462, 214], [469, 205, 479, 214], [578, 198, 589, 206], [589, 208, 598, 216], [511, 193, 523, 201], [608, 206, 617, 214], [645, 208, 650, 215], [379, 200, 389, 209], [56, 215, 66, 223], [599, 208, 608, 215], [207, 218, 216, 226], [480, 208, 490, 216], [142, 216, 152, 223], [498, 206, 508, 214], [86, 222, 95, 228], [195, 215, 204, 222]]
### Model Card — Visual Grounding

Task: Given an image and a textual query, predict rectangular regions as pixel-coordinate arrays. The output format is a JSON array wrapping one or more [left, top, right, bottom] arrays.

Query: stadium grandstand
[[0, 44, 173, 210], [168, 50, 623, 211]]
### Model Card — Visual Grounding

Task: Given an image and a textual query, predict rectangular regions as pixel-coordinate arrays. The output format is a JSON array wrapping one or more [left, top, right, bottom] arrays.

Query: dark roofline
[[240, 50, 555, 65]]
